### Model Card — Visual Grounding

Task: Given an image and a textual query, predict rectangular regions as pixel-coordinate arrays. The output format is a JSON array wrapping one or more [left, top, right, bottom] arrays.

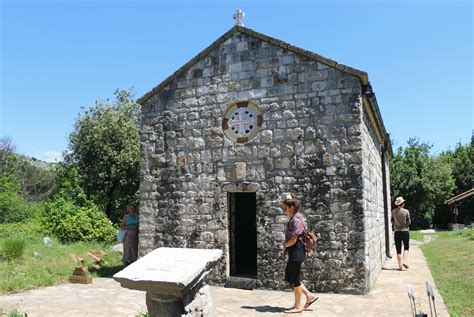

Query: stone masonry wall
[[138, 31, 384, 294], [361, 106, 389, 290]]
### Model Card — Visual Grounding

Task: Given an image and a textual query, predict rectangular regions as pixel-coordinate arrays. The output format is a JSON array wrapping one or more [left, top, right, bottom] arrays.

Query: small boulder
[[112, 243, 123, 253], [43, 237, 53, 248]]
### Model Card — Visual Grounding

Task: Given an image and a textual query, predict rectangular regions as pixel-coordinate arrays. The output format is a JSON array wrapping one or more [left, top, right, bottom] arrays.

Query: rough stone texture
[[183, 285, 213, 317], [360, 100, 392, 293], [138, 31, 390, 294]]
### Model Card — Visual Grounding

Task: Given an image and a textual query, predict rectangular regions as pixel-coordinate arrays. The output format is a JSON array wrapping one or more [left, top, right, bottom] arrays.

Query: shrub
[[2, 237, 26, 260], [39, 197, 116, 244], [38, 168, 116, 244]]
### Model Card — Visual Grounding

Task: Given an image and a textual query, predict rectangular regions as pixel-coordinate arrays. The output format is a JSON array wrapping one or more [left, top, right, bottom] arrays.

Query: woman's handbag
[[117, 229, 127, 243], [301, 231, 317, 252]]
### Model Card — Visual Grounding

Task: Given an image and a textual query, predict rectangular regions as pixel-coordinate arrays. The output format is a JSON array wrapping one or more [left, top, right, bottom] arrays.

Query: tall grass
[[2, 237, 26, 260]]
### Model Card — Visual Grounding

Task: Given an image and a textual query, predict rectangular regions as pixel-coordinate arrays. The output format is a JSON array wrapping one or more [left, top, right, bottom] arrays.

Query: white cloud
[[36, 151, 64, 163]]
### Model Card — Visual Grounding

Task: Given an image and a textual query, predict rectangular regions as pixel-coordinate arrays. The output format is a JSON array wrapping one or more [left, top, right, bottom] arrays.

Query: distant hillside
[[9, 153, 57, 202], [15, 153, 57, 171]]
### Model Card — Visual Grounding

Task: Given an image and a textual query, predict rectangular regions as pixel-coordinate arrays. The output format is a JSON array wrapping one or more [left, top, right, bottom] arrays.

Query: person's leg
[[285, 261, 296, 310], [300, 283, 311, 297], [122, 233, 130, 265], [394, 231, 404, 270], [402, 231, 410, 268], [285, 262, 303, 313], [300, 283, 318, 308], [293, 285, 303, 310]]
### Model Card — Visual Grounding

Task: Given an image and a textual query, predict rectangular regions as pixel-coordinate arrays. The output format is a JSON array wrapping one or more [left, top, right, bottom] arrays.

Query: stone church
[[137, 22, 392, 294]]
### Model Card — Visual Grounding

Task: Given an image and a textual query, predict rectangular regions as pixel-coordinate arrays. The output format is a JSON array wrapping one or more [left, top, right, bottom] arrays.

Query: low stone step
[[224, 276, 257, 290]]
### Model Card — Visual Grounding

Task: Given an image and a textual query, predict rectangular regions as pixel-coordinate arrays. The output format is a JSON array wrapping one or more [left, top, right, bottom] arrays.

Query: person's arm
[[284, 236, 299, 249], [406, 210, 411, 227], [120, 215, 127, 230]]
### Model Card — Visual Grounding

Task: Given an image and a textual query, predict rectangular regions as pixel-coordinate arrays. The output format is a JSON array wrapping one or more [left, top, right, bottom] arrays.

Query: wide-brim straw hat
[[395, 197, 406, 206]]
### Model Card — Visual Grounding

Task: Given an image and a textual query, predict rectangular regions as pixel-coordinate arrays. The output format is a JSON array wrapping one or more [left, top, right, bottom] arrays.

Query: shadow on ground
[[241, 305, 287, 313], [90, 265, 124, 277]]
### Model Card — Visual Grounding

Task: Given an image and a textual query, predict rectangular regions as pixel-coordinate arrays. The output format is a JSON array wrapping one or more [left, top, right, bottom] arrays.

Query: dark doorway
[[228, 192, 257, 278]]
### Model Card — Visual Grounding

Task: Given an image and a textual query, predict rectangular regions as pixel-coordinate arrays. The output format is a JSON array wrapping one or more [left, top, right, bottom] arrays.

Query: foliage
[[433, 142, 474, 226], [449, 142, 474, 223], [68, 89, 140, 220], [0, 175, 29, 223], [38, 167, 116, 244], [390, 138, 456, 229], [450, 142, 474, 192], [1, 137, 56, 203], [1, 237, 26, 260], [421, 229, 474, 317], [0, 221, 41, 239], [0, 138, 56, 224], [12, 155, 56, 202], [0, 223, 123, 294], [0, 308, 27, 317], [0, 137, 16, 175]]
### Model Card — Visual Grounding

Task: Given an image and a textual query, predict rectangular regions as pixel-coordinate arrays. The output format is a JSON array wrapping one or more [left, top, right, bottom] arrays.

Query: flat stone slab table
[[113, 247, 222, 317]]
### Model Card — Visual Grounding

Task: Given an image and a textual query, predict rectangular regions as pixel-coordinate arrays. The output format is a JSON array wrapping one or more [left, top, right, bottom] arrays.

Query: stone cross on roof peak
[[233, 9, 245, 27]]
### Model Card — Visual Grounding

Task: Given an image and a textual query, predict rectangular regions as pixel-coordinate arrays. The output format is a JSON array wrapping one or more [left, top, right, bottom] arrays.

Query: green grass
[[421, 229, 474, 317], [409, 230, 424, 241], [2, 237, 26, 260], [0, 308, 27, 317], [0, 224, 123, 294]]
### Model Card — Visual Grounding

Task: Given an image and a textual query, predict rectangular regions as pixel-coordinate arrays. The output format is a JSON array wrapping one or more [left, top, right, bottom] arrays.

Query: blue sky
[[1, 0, 472, 161]]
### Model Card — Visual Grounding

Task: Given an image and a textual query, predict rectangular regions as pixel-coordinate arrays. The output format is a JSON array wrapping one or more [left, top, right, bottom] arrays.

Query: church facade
[[137, 25, 392, 294]]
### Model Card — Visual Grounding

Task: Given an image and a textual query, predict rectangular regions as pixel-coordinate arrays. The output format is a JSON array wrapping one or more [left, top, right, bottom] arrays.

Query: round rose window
[[222, 101, 263, 143]]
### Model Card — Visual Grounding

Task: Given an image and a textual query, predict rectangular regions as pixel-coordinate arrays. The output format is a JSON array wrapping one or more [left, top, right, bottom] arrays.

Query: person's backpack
[[302, 231, 318, 252]]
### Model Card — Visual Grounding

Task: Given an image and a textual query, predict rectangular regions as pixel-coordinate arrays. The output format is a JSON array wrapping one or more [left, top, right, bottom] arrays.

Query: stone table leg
[[146, 292, 183, 317]]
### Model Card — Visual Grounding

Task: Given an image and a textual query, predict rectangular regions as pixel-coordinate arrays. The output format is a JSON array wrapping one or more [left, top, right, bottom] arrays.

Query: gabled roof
[[137, 25, 391, 156], [137, 25, 369, 105]]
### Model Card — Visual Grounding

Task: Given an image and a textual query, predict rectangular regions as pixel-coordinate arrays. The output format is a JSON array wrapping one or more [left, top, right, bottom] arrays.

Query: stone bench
[[113, 247, 222, 317]]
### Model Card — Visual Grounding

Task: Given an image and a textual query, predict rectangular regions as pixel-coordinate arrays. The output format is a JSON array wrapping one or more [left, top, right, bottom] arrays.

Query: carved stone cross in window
[[222, 101, 263, 143], [228, 107, 257, 137]]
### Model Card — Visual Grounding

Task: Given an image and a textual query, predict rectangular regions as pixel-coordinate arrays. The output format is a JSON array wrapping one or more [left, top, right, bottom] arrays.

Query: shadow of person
[[89, 265, 124, 277], [241, 305, 287, 313]]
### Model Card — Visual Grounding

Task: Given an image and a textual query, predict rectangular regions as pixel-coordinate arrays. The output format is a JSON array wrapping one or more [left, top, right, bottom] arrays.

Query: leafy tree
[[390, 138, 456, 229], [451, 142, 473, 193], [68, 89, 140, 220], [0, 138, 33, 223]]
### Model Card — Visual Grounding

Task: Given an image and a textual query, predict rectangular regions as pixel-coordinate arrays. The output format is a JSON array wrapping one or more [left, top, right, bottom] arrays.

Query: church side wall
[[361, 104, 389, 290], [138, 31, 370, 293]]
